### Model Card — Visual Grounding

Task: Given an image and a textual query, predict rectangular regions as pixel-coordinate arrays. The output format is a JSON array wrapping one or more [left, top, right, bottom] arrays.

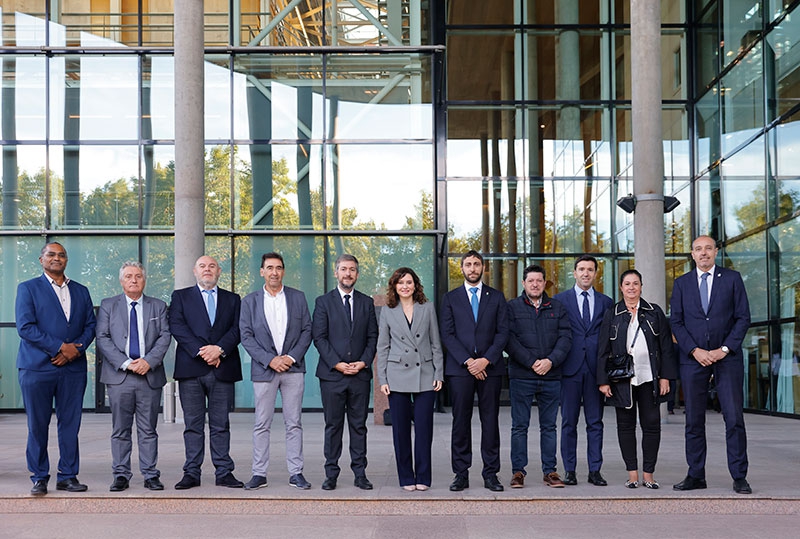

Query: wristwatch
[[721, 345, 730, 355]]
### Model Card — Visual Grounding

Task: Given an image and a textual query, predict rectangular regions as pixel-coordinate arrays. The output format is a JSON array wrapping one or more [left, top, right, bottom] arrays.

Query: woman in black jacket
[[597, 269, 677, 489]]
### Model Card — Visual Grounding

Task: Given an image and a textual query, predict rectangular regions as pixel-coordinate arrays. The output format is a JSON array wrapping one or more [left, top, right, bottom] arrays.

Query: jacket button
[[416, 334, 420, 338], [404, 363, 409, 367], [416, 363, 420, 366], [414, 349, 418, 352]]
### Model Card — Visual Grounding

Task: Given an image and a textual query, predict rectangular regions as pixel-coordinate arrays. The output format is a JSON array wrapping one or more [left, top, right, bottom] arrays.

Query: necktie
[[700, 272, 710, 314], [470, 287, 479, 322], [204, 289, 216, 325], [344, 294, 352, 325], [581, 291, 591, 326], [129, 301, 140, 359]]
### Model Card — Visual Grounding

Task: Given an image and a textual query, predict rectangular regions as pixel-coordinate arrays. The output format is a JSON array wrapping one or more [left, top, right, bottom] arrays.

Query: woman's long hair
[[385, 267, 427, 308]]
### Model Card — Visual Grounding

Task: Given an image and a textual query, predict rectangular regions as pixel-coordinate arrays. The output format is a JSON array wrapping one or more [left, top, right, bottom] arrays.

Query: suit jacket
[[553, 287, 614, 377], [313, 288, 378, 383], [439, 283, 509, 378], [96, 294, 171, 389], [376, 301, 444, 393], [670, 265, 751, 362], [240, 286, 313, 382], [169, 285, 243, 383], [15, 274, 96, 373]]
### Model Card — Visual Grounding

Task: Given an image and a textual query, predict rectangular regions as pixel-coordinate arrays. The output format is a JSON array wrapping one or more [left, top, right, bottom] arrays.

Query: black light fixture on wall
[[616, 193, 680, 214]]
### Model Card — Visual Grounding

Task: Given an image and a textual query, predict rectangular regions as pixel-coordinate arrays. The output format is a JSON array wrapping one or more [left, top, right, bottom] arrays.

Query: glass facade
[[1, 0, 799, 416]]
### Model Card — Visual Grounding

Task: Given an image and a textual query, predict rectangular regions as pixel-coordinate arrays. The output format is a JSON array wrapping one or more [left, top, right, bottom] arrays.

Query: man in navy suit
[[96, 261, 171, 492], [16, 242, 96, 495], [553, 254, 613, 487], [670, 235, 752, 494], [439, 250, 509, 492], [313, 254, 378, 491], [169, 255, 244, 490], [240, 252, 313, 491]]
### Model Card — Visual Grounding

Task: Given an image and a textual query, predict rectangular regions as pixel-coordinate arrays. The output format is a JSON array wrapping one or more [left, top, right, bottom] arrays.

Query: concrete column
[[174, 0, 205, 288], [631, 0, 666, 307]]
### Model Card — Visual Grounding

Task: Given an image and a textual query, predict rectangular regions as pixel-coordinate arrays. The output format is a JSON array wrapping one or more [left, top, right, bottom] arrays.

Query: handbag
[[605, 324, 640, 382]]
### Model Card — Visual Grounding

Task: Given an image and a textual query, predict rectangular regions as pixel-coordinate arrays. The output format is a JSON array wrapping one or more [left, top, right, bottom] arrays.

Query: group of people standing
[[15, 235, 751, 496]]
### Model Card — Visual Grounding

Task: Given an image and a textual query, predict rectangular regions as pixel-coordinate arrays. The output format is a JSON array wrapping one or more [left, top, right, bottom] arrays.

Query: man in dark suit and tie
[[670, 235, 752, 494], [96, 261, 171, 492], [169, 255, 244, 490], [312, 254, 378, 491], [553, 254, 613, 487], [16, 242, 96, 495], [240, 252, 313, 491], [439, 250, 509, 492]]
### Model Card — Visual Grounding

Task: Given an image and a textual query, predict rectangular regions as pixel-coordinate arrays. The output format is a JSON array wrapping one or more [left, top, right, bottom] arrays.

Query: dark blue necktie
[[581, 291, 591, 326], [470, 287, 479, 322], [129, 301, 140, 359], [700, 272, 710, 314], [344, 294, 353, 327]]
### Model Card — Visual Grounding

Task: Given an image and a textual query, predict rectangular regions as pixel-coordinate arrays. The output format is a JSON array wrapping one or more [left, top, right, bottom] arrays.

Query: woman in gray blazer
[[377, 267, 444, 491]]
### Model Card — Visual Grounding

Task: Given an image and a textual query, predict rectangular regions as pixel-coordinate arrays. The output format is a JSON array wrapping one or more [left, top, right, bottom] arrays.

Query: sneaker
[[543, 471, 565, 488], [510, 471, 525, 488], [244, 475, 268, 490], [289, 473, 311, 490]]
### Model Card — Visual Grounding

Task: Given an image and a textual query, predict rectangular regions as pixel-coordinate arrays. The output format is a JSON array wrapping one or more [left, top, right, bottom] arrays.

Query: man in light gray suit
[[97, 261, 171, 492], [240, 252, 313, 490]]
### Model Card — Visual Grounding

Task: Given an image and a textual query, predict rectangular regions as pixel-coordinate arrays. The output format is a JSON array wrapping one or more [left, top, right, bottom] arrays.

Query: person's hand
[[380, 384, 390, 396], [269, 355, 293, 372], [599, 384, 612, 398], [60, 342, 82, 361], [659, 378, 670, 396], [433, 380, 443, 391], [693, 348, 714, 367], [466, 357, 489, 376], [532, 358, 552, 376], [50, 352, 69, 366], [708, 348, 728, 363], [198, 345, 223, 366], [129, 358, 151, 375]]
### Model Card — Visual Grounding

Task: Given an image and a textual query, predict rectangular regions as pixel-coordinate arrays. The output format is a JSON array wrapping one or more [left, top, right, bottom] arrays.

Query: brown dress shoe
[[510, 472, 525, 488], [543, 472, 565, 488]]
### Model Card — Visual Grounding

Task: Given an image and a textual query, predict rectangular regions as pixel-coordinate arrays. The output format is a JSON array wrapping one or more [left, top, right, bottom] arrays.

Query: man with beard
[[439, 250, 509, 492]]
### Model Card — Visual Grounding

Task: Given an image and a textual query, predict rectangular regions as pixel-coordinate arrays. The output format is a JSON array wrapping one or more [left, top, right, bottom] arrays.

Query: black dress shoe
[[144, 477, 164, 490], [672, 475, 707, 491], [484, 475, 504, 492], [733, 478, 752, 494], [215, 473, 244, 488], [56, 477, 88, 492], [174, 474, 201, 490], [354, 476, 373, 490], [109, 477, 129, 492], [30, 480, 48, 496], [563, 471, 577, 485], [321, 477, 337, 491], [449, 475, 469, 492], [587, 471, 607, 486]]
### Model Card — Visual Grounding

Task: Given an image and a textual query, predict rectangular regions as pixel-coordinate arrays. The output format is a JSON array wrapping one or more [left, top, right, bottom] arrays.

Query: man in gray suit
[[240, 253, 313, 490], [96, 261, 171, 492]]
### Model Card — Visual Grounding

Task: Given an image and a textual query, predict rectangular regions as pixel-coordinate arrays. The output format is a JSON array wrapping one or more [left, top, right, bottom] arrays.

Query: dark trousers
[[388, 390, 436, 487], [320, 377, 370, 479], [680, 356, 748, 480], [179, 372, 236, 480], [107, 375, 161, 480], [18, 368, 87, 482], [510, 378, 560, 475], [560, 363, 605, 473], [448, 374, 502, 479], [615, 381, 661, 474]]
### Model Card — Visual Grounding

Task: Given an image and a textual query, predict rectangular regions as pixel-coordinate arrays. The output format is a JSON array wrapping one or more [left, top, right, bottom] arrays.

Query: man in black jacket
[[506, 265, 572, 488]]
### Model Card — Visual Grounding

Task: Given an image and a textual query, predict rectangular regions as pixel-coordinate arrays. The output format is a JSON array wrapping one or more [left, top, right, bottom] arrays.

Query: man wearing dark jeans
[[169, 255, 244, 490], [506, 265, 572, 489]]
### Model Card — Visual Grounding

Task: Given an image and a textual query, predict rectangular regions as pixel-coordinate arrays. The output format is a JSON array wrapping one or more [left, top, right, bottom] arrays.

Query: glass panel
[[59, 0, 137, 46], [766, 9, 800, 120], [0, 236, 47, 319], [205, 144, 232, 230], [326, 54, 432, 140], [143, 55, 175, 140], [234, 144, 323, 231], [324, 144, 434, 230], [1, 3, 47, 47], [720, 43, 764, 157], [720, 136, 765, 238], [0, 327, 23, 407], [774, 323, 800, 414], [447, 0, 515, 25], [142, 0, 173, 47], [665, 180, 693, 254], [0, 145, 46, 230], [49, 55, 139, 141], [695, 171, 723, 240], [325, 0, 429, 46], [721, 0, 762, 72], [142, 145, 175, 229], [205, 55, 231, 140], [696, 3, 720, 95], [743, 325, 769, 410], [727, 232, 768, 321], [1, 55, 46, 140], [50, 144, 140, 229], [767, 0, 795, 22], [616, 107, 691, 178], [233, 54, 324, 141], [695, 86, 721, 173], [769, 115, 800, 221], [140, 235, 175, 304], [614, 30, 687, 101], [611, 0, 687, 24]]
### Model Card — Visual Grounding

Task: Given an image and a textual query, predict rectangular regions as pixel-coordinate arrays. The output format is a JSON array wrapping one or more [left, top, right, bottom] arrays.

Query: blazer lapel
[[255, 291, 276, 350]]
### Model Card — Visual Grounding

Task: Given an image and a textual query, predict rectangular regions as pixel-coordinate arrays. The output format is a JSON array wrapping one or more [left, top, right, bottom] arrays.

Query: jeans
[[510, 378, 560, 475]]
